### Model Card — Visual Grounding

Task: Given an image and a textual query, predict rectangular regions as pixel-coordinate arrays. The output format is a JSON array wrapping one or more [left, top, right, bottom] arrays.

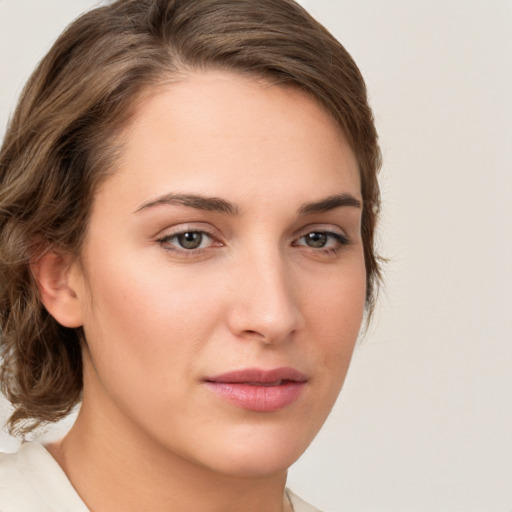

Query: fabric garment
[[0, 442, 321, 512]]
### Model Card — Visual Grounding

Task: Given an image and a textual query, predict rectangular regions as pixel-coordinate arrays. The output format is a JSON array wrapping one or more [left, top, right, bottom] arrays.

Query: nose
[[226, 247, 304, 344]]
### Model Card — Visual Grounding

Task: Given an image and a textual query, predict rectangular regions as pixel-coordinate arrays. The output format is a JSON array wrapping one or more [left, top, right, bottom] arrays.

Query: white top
[[0, 442, 321, 512]]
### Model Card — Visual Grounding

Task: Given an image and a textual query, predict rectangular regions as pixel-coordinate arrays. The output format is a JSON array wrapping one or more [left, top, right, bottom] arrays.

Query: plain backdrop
[[1, 1, 511, 511]]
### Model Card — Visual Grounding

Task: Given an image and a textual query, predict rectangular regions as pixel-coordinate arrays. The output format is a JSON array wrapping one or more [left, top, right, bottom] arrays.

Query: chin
[[187, 421, 320, 478], [207, 448, 300, 478]]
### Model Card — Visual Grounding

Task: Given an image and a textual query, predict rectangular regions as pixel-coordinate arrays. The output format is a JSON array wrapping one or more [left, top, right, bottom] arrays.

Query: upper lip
[[204, 367, 308, 384]]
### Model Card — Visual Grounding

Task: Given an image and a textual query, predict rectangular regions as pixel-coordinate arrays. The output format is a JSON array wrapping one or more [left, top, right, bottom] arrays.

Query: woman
[[0, 0, 381, 510]]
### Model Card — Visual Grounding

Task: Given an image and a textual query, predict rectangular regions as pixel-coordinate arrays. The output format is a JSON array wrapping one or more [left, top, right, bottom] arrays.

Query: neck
[[47, 386, 291, 512]]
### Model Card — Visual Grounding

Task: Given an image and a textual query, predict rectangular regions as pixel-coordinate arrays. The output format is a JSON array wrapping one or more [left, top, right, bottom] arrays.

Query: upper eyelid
[[157, 230, 219, 248], [159, 230, 214, 240], [293, 231, 348, 245], [293, 223, 348, 238], [154, 222, 349, 241], [157, 230, 220, 254], [155, 223, 220, 238]]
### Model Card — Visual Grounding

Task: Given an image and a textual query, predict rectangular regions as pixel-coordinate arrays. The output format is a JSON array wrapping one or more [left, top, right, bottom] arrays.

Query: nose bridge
[[228, 241, 302, 343]]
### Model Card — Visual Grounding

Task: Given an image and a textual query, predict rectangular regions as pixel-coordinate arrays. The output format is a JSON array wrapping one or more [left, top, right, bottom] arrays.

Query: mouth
[[203, 367, 308, 412], [238, 380, 292, 386]]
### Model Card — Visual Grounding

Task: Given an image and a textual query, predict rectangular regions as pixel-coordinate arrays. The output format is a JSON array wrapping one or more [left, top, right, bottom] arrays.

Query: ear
[[30, 248, 84, 328]]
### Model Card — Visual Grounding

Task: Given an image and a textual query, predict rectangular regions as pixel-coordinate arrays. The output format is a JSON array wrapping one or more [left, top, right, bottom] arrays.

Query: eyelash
[[156, 229, 349, 257], [292, 231, 349, 255], [157, 230, 219, 256]]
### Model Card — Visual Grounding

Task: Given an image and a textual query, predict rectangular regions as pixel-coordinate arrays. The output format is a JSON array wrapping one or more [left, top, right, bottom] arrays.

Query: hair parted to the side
[[0, 0, 382, 436]]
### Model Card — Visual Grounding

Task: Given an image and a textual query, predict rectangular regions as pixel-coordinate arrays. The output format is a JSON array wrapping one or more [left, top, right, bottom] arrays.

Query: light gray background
[[1, 1, 511, 511]]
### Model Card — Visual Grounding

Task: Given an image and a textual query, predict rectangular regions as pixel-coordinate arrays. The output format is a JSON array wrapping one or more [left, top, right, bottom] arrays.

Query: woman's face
[[69, 71, 366, 476]]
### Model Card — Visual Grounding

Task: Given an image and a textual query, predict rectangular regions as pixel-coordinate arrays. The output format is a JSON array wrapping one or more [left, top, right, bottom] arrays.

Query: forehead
[[96, 70, 360, 211]]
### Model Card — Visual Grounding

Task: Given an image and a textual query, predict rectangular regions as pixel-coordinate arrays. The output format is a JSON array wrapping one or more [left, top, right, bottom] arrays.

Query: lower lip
[[204, 381, 306, 412]]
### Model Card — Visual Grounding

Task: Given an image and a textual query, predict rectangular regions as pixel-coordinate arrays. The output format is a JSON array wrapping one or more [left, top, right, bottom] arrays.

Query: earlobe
[[30, 248, 84, 328]]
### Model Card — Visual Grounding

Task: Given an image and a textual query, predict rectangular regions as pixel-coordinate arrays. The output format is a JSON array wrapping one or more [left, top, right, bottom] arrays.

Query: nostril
[[241, 329, 269, 342]]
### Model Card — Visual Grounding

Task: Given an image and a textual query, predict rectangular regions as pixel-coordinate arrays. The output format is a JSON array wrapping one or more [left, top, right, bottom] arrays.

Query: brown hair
[[0, 0, 382, 436]]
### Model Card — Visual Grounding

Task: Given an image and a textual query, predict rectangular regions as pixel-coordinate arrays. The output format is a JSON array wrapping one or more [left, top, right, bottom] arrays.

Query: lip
[[203, 367, 308, 412]]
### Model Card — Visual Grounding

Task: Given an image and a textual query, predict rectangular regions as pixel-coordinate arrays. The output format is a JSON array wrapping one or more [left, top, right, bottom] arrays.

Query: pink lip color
[[203, 367, 307, 412]]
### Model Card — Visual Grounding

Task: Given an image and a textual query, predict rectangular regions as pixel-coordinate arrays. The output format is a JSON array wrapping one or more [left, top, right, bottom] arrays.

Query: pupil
[[307, 232, 327, 248], [178, 232, 202, 249]]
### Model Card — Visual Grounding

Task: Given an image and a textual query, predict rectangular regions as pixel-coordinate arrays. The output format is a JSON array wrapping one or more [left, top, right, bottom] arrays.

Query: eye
[[158, 230, 216, 251], [175, 231, 208, 250], [294, 230, 348, 251]]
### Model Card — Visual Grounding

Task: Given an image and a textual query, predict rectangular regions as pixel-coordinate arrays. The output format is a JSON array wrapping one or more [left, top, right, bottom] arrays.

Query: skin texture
[[38, 71, 366, 512]]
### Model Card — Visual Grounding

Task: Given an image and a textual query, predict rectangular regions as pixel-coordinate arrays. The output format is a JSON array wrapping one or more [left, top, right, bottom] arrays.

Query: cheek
[[304, 255, 366, 381], [78, 249, 224, 396]]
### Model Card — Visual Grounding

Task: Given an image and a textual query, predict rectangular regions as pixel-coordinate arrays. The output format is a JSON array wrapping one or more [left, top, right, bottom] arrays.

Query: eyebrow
[[136, 193, 239, 215], [297, 193, 362, 215], [135, 192, 361, 216]]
